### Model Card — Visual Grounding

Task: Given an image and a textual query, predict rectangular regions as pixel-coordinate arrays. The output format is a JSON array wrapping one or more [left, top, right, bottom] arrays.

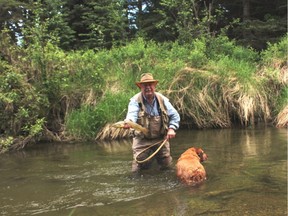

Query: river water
[[0, 127, 287, 216]]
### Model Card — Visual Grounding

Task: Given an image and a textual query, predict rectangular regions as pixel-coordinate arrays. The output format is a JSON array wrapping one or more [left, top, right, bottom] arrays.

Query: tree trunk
[[242, 0, 250, 21]]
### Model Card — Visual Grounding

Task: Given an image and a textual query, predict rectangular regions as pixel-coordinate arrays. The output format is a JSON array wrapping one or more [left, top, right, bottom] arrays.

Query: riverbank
[[0, 35, 287, 153]]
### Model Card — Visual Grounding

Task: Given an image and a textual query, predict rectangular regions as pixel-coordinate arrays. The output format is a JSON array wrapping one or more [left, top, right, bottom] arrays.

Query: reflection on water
[[0, 127, 287, 216], [96, 139, 132, 153]]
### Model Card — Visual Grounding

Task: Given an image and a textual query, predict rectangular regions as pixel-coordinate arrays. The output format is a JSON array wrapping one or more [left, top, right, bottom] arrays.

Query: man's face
[[140, 82, 156, 98]]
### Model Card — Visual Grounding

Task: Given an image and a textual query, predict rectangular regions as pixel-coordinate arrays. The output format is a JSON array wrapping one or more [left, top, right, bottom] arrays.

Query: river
[[0, 127, 287, 216]]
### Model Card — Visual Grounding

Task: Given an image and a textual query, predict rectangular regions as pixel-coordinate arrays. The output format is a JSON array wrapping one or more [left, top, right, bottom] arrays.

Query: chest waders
[[131, 93, 172, 172], [135, 92, 169, 139]]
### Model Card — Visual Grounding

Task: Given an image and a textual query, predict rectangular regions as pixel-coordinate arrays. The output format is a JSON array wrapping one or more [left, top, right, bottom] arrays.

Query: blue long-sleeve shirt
[[125, 92, 180, 130]]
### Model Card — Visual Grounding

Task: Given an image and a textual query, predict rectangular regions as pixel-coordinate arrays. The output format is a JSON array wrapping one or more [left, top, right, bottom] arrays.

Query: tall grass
[[260, 35, 288, 127], [1, 29, 286, 144], [88, 35, 287, 139]]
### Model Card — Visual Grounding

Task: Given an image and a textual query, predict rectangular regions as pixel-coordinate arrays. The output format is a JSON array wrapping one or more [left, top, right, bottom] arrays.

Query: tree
[[156, 0, 222, 43], [0, 0, 29, 43], [214, 0, 287, 49], [61, 0, 129, 50], [0, 0, 286, 50], [150, 0, 287, 49], [84, 0, 129, 49], [0, 0, 130, 50]]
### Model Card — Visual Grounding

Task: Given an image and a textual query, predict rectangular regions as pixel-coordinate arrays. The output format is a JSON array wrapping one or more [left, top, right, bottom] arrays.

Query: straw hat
[[136, 73, 158, 88]]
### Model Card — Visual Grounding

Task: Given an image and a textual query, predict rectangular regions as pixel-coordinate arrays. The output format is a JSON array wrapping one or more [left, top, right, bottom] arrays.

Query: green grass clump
[[65, 91, 131, 140]]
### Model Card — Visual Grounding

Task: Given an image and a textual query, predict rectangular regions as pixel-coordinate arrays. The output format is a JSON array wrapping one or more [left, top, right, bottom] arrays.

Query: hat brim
[[136, 80, 158, 88]]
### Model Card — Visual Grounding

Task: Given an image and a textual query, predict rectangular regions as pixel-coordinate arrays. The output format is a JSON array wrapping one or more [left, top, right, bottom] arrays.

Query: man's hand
[[123, 123, 131, 129], [166, 128, 176, 140], [123, 119, 132, 129]]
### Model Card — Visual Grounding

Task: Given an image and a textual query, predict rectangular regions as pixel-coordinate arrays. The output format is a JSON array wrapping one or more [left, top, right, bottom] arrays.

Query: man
[[124, 73, 180, 173]]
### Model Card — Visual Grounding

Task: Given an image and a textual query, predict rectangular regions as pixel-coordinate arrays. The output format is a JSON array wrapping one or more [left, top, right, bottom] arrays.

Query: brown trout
[[112, 120, 148, 135]]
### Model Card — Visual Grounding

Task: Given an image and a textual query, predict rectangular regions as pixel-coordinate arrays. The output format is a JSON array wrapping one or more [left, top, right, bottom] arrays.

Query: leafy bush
[[0, 60, 48, 136], [260, 34, 287, 80], [206, 35, 258, 62]]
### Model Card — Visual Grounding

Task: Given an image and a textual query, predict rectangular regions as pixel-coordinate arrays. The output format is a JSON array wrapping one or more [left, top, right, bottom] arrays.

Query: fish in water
[[112, 120, 148, 135]]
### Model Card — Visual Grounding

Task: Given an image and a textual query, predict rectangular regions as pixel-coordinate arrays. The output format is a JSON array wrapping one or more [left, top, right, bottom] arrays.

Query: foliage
[[157, 0, 223, 43], [0, 0, 286, 50], [260, 35, 288, 128], [83, 0, 129, 50], [181, 35, 287, 128], [0, 21, 105, 145], [261, 34, 288, 70], [65, 91, 130, 140], [0, 53, 48, 150], [0, 59, 48, 136], [0, 136, 13, 153], [93, 35, 286, 139], [0, 12, 287, 146], [165, 65, 272, 128], [0, 0, 29, 43], [232, 15, 287, 50], [205, 36, 258, 62], [63, 34, 287, 140]]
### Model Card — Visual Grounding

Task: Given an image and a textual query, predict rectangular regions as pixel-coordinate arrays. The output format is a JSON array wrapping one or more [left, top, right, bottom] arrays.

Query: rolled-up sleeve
[[163, 97, 180, 130], [125, 97, 140, 123]]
